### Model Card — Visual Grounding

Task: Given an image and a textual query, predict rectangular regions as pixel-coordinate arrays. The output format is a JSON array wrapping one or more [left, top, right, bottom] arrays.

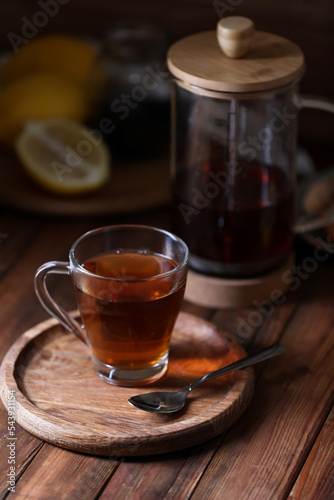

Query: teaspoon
[[128, 343, 285, 413]]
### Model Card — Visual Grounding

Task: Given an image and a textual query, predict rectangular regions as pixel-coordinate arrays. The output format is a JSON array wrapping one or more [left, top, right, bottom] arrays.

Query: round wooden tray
[[0, 148, 170, 216], [0, 312, 254, 456]]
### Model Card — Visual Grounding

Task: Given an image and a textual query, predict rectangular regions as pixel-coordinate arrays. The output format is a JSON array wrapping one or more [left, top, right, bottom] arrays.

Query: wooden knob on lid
[[217, 17, 254, 58]]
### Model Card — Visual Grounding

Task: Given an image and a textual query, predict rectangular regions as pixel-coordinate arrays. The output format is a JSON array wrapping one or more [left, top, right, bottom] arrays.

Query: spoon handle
[[188, 343, 285, 392]]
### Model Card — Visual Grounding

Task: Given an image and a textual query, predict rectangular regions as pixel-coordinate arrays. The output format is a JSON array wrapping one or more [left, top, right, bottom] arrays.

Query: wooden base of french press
[[184, 253, 295, 309]]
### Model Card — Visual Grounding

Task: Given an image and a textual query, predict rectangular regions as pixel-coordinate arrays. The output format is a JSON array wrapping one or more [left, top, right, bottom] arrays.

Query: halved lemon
[[16, 118, 111, 195]]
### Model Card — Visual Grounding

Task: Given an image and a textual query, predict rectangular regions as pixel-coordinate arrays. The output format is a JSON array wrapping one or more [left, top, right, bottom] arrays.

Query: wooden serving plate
[[0, 148, 170, 216], [0, 312, 254, 456]]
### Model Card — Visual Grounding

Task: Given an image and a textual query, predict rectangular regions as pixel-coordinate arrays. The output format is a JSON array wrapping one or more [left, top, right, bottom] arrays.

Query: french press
[[168, 17, 334, 278]]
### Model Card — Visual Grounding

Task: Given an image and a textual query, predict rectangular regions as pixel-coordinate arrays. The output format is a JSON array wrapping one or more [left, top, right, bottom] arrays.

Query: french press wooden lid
[[167, 17, 304, 93]]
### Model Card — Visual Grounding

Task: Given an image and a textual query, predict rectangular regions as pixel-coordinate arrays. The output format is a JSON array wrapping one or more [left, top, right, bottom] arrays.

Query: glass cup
[[34, 225, 189, 386]]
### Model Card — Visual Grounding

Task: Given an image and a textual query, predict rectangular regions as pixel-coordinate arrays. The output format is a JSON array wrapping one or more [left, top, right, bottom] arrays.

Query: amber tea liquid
[[172, 160, 294, 277], [75, 251, 185, 372]]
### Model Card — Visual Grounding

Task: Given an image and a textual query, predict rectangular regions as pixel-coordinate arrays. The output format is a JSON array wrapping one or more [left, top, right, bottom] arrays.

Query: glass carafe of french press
[[168, 17, 334, 278]]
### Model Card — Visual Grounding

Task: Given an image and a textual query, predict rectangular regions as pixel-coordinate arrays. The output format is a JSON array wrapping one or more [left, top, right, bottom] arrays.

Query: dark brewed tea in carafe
[[168, 17, 302, 277], [172, 159, 295, 277]]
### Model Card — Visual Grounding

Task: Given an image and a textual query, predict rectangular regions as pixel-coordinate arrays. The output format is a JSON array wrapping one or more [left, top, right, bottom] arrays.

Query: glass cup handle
[[294, 95, 334, 234], [34, 261, 87, 344]]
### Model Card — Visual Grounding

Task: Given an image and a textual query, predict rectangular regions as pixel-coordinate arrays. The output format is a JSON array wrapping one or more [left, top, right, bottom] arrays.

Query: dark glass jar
[[94, 20, 171, 162]]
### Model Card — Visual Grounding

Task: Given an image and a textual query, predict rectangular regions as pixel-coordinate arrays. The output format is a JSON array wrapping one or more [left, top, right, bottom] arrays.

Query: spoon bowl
[[128, 343, 285, 413]]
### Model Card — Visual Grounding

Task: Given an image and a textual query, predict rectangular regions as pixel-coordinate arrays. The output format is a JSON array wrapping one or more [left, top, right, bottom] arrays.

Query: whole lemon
[[0, 34, 98, 87], [0, 72, 89, 146]]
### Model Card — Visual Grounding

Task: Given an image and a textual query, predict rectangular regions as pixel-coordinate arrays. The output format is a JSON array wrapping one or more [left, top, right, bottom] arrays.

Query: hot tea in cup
[[35, 225, 189, 386]]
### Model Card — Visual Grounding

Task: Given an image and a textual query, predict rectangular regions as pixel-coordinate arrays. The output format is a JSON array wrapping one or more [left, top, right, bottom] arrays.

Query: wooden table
[[0, 196, 333, 499]]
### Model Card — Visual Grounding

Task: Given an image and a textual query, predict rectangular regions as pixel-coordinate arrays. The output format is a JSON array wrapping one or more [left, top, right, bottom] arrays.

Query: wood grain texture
[[0, 218, 92, 360], [0, 150, 170, 216], [99, 284, 301, 500], [217, 17, 255, 58], [99, 438, 224, 500], [10, 443, 119, 500], [0, 408, 43, 499], [0, 5, 332, 486], [0, 312, 254, 456], [167, 30, 304, 92], [289, 406, 334, 499], [0, 218, 99, 499], [0, 212, 170, 498], [189, 264, 334, 500], [0, 203, 333, 497]]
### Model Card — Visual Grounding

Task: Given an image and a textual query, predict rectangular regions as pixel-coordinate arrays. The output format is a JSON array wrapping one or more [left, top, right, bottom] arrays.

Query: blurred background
[[0, 0, 333, 167]]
